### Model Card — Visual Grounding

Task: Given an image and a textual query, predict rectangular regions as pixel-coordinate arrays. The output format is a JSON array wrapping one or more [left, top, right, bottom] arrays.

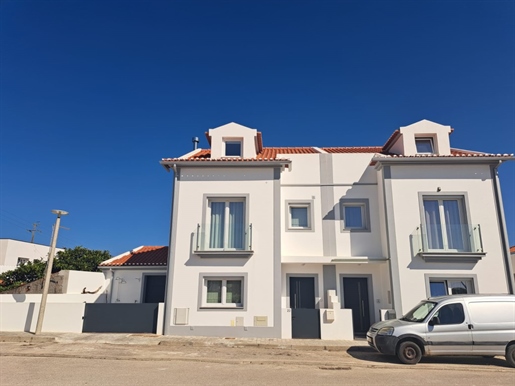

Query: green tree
[[0, 259, 48, 290], [54, 246, 111, 272], [0, 246, 111, 292]]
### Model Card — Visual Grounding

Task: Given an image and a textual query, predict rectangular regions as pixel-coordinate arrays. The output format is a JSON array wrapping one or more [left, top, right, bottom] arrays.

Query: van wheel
[[506, 345, 515, 368], [397, 341, 422, 365]]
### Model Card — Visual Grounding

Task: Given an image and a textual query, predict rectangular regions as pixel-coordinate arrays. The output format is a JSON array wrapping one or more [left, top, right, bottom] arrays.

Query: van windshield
[[401, 301, 437, 322]]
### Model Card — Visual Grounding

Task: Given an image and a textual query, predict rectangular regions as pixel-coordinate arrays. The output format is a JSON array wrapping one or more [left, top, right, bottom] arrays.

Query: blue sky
[[1, 0, 514, 256]]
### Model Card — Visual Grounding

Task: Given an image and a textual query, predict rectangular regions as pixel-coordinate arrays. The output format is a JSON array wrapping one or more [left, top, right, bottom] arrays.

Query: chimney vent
[[192, 137, 199, 150]]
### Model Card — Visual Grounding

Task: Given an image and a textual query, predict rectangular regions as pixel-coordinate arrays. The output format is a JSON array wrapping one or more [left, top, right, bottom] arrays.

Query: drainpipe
[[108, 269, 115, 303], [163, 163, 177, 335], [492, 161, 514, 294], [380, 166, 397, 312]]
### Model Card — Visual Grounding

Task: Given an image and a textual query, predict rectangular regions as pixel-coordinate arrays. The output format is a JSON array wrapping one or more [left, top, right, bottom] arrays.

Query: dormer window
[[415, 138, 434, 154], [224, 140, 242, 157]]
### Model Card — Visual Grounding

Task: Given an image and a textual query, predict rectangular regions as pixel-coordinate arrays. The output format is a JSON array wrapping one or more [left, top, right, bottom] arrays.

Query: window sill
[[418, 251, 485, 263], [341, 228, 370, 233], [194, 250, 254, 258], [200, 306, 244, 310]]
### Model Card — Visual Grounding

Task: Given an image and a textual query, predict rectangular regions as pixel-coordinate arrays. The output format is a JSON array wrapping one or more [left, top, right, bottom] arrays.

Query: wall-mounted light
[[437, 187, 441, 192]]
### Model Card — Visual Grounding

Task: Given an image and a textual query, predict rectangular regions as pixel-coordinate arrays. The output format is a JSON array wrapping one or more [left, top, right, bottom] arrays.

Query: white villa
[[160, 120, 514, 339]]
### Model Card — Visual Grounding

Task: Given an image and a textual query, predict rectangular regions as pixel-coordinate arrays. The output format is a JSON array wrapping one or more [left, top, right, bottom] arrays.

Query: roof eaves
[[382, 130, 401, 152]]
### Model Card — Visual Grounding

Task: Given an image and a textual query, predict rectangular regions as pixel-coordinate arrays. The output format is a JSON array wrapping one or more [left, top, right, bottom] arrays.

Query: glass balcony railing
[[194, 223, 253, 255], [411, 223, 484, 255]]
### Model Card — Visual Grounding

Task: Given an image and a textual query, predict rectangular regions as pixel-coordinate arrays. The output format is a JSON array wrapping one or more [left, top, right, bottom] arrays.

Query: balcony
[[193, 223, 254, 258], [411, 223, 486, 262]]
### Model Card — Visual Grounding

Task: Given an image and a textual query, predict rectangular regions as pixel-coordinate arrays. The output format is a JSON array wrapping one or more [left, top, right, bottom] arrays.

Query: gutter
[[160, 159, 292, 171], [373, 155, 514, 169]]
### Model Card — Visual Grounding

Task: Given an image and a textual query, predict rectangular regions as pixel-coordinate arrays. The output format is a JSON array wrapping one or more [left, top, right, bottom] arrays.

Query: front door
[[343, 277, 371, 336], [143, 275, 166, 303], [289, 277, 320, 339]]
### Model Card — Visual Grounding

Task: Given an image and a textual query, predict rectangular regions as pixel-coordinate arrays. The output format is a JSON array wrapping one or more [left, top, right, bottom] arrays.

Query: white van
[[366, 295, 515, 366]]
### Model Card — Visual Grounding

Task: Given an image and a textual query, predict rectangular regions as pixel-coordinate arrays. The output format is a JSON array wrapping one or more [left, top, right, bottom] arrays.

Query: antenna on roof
[[192, 137, 199, 150]]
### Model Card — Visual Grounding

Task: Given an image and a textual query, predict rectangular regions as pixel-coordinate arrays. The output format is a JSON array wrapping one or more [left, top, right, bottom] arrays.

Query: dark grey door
[[143, 275, 166, 303], [343, 277, 371, 336], [290, 277, 320, 339]]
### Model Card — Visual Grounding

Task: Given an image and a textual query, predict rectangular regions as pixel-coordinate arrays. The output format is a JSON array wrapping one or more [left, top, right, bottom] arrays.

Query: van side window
[[435, 303, 465, 325]]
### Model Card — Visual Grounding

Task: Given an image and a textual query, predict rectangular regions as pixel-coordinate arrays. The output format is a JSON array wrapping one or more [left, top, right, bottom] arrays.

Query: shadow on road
[[347, 348, 512, 368]]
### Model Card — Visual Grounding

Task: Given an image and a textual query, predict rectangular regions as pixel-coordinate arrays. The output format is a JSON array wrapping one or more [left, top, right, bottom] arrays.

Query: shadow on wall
[[23, 302, 35, 332], [322, 179, 382, 257]]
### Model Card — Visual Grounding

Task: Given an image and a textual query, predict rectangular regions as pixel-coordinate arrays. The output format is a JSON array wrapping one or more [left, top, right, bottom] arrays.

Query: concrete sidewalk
[[0, 331, 371, 351]]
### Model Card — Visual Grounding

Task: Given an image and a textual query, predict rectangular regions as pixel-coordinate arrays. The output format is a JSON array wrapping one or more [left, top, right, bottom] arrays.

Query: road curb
[[157, 340, 375, 352], [0, 335, 55, 344]]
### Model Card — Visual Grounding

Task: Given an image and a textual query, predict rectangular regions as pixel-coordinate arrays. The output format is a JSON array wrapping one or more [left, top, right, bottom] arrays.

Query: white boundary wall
[[0, 302, 86, 333], [0, 280, 108, 333]]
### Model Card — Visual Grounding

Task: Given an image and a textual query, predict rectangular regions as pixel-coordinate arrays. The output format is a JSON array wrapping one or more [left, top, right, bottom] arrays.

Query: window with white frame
[[224, 140, 242, 157], [288, 203, 311, 230], [429, 278, 475, 297], [340, 199, 370, 231], [208, 198, 246, 250], [422, 196, 469, 251], [415, 137, 434, 154], [202, 277, 243, 308]]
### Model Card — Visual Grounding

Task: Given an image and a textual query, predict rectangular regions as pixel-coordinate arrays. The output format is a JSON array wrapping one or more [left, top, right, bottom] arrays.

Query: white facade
[[161, 120, 514, 340], [0, 238, 63, 273]]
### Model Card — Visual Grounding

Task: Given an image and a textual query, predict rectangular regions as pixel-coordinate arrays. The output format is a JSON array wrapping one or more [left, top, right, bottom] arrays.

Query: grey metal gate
[[291, 309, 321, 339], [82, 303, 159, 333]]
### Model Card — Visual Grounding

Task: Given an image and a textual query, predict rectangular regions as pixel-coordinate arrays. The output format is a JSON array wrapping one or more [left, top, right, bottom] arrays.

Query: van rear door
[[425, 301, 473, 355], [467, 300, 515, 355]]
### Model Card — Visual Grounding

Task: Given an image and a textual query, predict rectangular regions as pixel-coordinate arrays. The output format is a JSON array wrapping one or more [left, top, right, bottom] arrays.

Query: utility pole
[[27, 222, 41, 243], [35, 209, 68, 335]]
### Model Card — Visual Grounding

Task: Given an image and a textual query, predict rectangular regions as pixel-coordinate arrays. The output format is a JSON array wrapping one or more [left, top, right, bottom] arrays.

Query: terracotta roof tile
[[510, 246, 515, 254], [100, 246, 168, 267], [257, 147, 318, 158], [322, 146, 383, 154]]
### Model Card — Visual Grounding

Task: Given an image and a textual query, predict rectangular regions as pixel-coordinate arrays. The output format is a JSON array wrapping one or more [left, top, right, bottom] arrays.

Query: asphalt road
[[1, 342, 514, 385]]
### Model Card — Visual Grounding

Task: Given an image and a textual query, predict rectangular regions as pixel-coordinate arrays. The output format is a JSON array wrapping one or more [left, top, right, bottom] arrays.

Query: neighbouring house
[[99, 246, 168, 304], [511, 246, 515, 281], [160, 120, 514, 340], [0, 238, 64, 274]]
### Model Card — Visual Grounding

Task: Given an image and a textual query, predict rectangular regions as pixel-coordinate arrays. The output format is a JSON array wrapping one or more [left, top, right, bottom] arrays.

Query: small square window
[[340, 199, 370, 232], [290, 206, 309, 228], [225, 141, 242, 157], [415, 138, 434, 154], [344, 206, 364, 228], [286, 202, 313, 231], [17, 258, 29, 266], [202, 277, 244, 308]]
